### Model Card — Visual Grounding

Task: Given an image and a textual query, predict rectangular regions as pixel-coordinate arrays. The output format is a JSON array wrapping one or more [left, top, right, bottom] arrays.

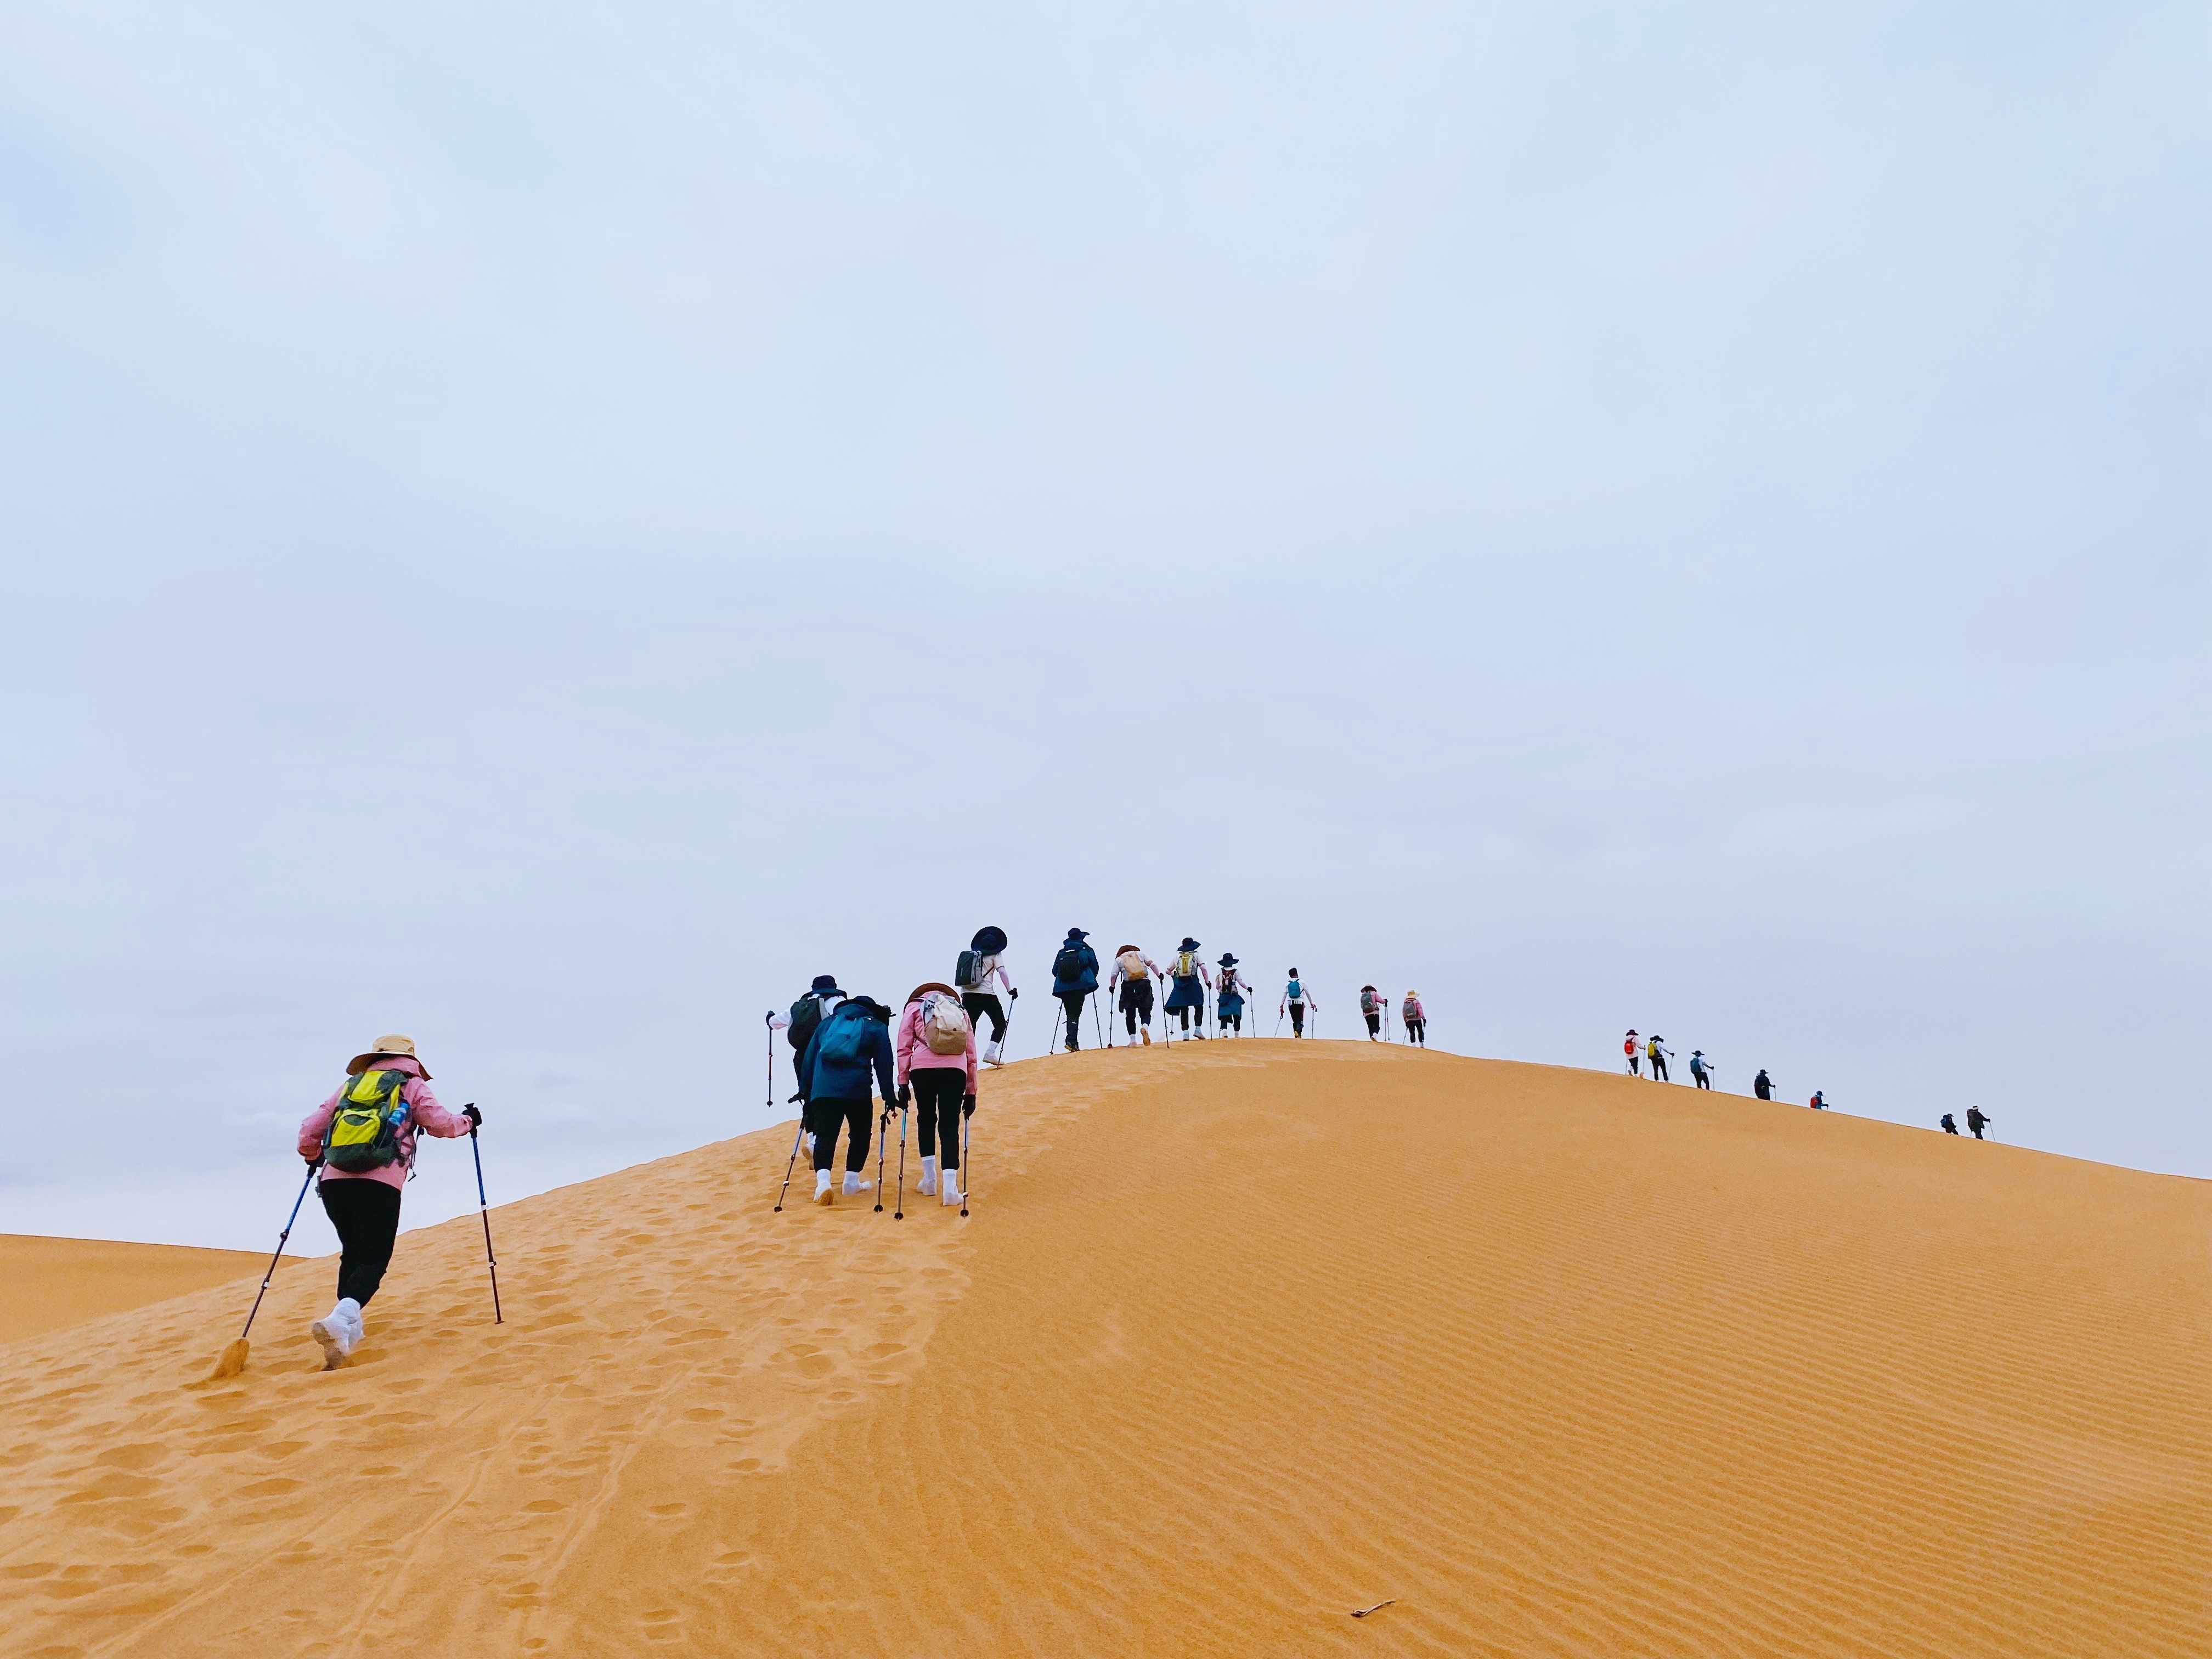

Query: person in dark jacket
[[1966, 1106, 1992, 1141], [1051, 928, 1100, 1052], [798, 996, 896, 1205], [1809, 1090, 1826, 1111], [1753, 1068, 1775, 1101], [1940, 1113, 1959, 1134]]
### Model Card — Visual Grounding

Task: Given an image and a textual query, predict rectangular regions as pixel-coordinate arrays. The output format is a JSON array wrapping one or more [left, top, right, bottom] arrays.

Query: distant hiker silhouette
[[1647, 1035, 1671, 1082], [1112, 944, 1163, 1045], [1753, 1068, 1775, 1101], [1940, 1113, 1959, 1135], [296, 1034, 479, 1369], [1966, 1106, 1992, 1141], [1402, 991, 1426, 1045], [1216, 954, 1249, 1035], [1624, 1030, 1640, 1076], [1809, 1090, 1826, 1111], [1051, 929, 1099, 1051], [1689, 1049, 1712, 1090]]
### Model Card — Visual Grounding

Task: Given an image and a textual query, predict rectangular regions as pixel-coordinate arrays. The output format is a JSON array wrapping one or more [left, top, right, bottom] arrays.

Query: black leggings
[[1288, 1002, 1306, 1035], [1406, 1018, 1425, 1045], [805, 1096, 872, 1172], [962, 993, 1007, 1043], [1059, 991, 1087, 1047], [1171, 996, 1201, 1031], [1652, 1056, 1669, 1081], [1219, 1008, 1242, 1030], [1120, 980, 1154, 1034], [1694, 1070, 1711, 1090], [911, 1069, 964, 1168], [319, 1178, 403, 1307], [1364, 1011, 1381, 1036]]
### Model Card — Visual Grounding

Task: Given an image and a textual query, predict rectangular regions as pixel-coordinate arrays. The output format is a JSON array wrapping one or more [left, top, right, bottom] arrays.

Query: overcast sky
[[3, 1, 2205, 1252]]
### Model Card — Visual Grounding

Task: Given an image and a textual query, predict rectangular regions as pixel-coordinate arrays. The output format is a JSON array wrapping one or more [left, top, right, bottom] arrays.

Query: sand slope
[[2, 1043, 2205, 1658], [0, 1236, 288, 1346]]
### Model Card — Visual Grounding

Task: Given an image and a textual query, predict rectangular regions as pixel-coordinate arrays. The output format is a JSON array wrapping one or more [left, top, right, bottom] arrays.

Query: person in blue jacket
[[1051, 928, 1100, 1052], [797, 995, 896, 1205]]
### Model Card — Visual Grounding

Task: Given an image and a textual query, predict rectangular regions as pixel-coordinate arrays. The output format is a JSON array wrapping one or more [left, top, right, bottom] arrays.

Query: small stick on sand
[[1350, 1599, 1396, 1618]]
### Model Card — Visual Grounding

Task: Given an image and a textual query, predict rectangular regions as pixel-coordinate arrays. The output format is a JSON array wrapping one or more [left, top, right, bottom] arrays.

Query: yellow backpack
[[322, 1070, 410, 1172]]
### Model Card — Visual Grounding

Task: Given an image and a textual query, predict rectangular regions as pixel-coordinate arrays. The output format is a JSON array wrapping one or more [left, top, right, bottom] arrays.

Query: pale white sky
[[3, 1, 2206, 1250]]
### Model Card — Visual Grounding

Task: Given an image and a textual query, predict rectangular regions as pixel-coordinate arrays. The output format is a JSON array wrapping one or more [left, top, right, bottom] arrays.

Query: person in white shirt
[[956, 926, 1018, 1066], [1110, 945, 1163, 1045]]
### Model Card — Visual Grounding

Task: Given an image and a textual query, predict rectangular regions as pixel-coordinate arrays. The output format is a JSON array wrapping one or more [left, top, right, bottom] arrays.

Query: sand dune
[[0, 1235, 287, 1347], [2, 1043, 2205, 1657]]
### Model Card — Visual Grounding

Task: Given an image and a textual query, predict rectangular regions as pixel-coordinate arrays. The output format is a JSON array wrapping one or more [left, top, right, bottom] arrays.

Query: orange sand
[[1, 1043, 2205, 1657], [0, 1235, 285, 1346]]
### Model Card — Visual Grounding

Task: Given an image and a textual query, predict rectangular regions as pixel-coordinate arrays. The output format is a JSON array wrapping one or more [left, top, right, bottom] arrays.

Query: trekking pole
[[467, 1110, 503, 1325], [210, 1158, 321, 1378], [1092, 989, 1105, 1051], [893, 1108, 909, 1219], [772, 1109, 806, 1211], [959, 1111, 971, 1218], [873, 1105, 889, 1212]]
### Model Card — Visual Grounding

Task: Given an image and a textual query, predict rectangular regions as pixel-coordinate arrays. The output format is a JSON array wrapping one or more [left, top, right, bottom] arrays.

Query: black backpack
[[955, 949, 981, 989], [1053, 943, 1085, 983], [788, 991, 841, 1054]]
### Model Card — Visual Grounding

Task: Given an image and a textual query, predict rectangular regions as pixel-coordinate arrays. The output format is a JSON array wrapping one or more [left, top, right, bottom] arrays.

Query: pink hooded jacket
[[895, 997, 979, 1091], [297, 1055, 474, 1192]]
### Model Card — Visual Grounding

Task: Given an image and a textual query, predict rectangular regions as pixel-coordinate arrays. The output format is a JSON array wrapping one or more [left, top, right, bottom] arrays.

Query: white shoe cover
[[814, 1170, 835, 1205], [983, 1042, 1002, 1066], [843, 1171, 872, 1195], [941, 1166, 964, 1205], [917, 1155, 938, 1196], [310, 1302, 358, 1369]]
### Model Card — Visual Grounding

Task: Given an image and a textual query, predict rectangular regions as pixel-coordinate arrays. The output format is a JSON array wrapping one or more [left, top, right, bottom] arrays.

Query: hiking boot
[[813, 1170, 835, 1206], [843, 1171, 872, 1196], [917, 1155, 939, 1196], [941, 1167, 963, 1206], [983, 1041, 1002, 1066], [310, 1304, 357, 1370], [1140, 1028, 1151, 1046]]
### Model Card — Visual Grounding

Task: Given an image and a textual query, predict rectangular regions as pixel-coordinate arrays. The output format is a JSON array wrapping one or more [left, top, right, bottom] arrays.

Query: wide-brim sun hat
[[811, 974, 839, 992], [1066, 927, 1088, 939], [972, 926, 1008, 953], [1218, 952, 1238, 967], [1115, 944, 1141, 957], [907, 981, 958, 1006], [1179, 937, 1200, 950], [348, 1034, 430, 1079]]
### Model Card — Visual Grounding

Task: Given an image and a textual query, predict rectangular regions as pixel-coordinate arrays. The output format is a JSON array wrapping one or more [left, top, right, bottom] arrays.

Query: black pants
[[1652, 1056, 1669, 1081], [1220, 1009, 1242, 1031], [1288, 1003, 1306, 1035], [1694, 1070, 1710, 1090], [1170, 996, 1200, 1031], [1059, 991, 1087, 1048], [1407, 1019, 1425, 1044], [806, 1096, 872, 1172], [1364, 1011, 1381, 1036], [962, 992, 1007, 1043], [319, 1178, 403, 1307], [1970, 1124, 1984, 1140], [1120, 980, 1154, 1034], [911, 1069, 964, 1168]]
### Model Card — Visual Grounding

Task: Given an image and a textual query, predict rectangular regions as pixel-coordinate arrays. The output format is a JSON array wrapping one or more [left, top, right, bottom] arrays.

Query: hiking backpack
[[322, 1070, 410, 1173], [1053, 943, 1086, 983], [1173, 951, 1197, 979], [1360, 989, 1378, 1013], [955, 949, 983, 990], [814, 1003, 875, 1068], [921, 992, 973, 1056], [1120, 950, 1147, 981], [1624, 1037, 1637, 1057], [789, 991, 842, 1054], [1286, 978, 1303, 1002]]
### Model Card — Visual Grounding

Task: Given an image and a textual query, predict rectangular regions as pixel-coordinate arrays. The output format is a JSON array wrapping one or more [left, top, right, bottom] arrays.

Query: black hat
[[1218, 952, 1238, 967], [811, 974, 839, 992], [972, 926, 1008, 953], [1179, 936, 1200, 950], [1066, 927, 1088, 939], [1288, 967, 1300, 977]]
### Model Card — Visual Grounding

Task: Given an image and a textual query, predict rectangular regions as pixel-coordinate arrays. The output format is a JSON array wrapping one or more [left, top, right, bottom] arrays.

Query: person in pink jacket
[[894, 982, 979, 1207], [295, 1034, 479, 1368]]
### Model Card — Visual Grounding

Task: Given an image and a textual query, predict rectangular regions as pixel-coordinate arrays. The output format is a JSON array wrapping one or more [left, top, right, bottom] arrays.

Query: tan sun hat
[[347, 1034, 431, 1079]]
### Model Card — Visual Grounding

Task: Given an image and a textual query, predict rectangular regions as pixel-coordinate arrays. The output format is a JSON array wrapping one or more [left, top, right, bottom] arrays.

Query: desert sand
[[2, 1042, 2205, 1657], [0, 1236, 287, 1347]]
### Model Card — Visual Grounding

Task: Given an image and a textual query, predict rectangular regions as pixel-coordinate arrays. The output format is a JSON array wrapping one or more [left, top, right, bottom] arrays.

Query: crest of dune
[[2, 1043, 2205, 1657]]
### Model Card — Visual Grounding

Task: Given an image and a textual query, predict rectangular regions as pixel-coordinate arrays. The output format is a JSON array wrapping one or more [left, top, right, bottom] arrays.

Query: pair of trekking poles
[[215, 1107, 501, 1379], [770, 1013, 973, 1219]]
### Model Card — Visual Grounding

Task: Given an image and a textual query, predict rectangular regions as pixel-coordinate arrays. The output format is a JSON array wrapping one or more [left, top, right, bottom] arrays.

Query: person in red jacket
[[295, 1034, 478, 1369]]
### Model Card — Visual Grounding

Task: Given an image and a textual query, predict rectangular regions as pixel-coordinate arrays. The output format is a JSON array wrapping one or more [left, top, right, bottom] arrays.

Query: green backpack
[[322, 1069, 411, 1172]]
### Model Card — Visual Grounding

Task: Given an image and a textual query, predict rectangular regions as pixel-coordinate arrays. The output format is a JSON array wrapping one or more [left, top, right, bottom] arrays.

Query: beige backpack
[[1118, 949, 1147, 981], [922, 993, 972, 1056]]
